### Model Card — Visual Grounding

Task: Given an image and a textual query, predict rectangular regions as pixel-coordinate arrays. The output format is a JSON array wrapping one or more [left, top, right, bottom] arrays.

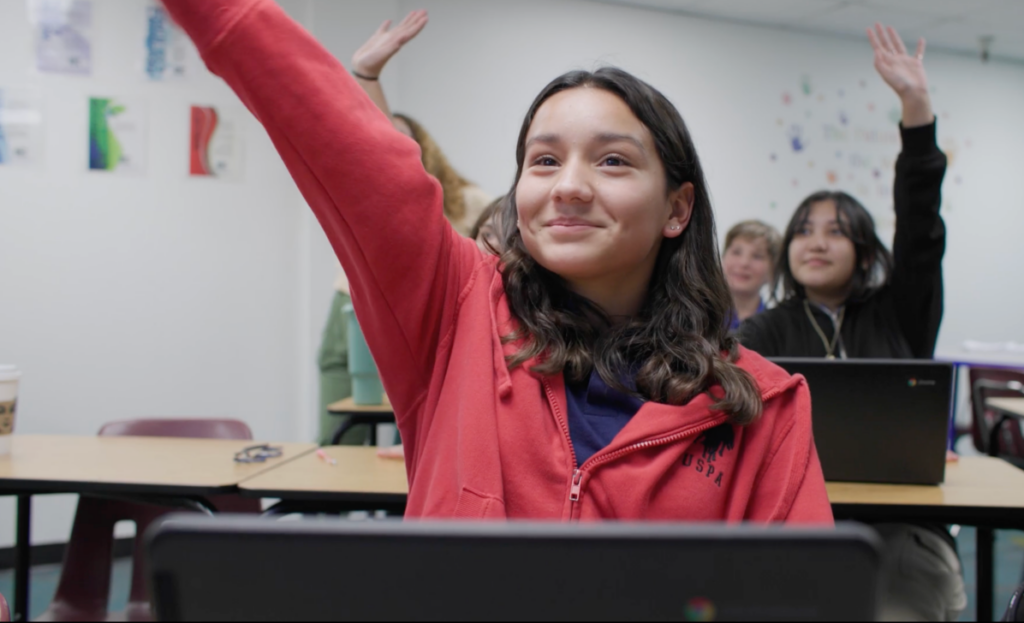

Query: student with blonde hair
[[317, 11, 490, 446], [722, 220, 781, 331]]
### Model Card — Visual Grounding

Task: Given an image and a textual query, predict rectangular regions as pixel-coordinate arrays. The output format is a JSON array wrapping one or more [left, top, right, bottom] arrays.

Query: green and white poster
[[88, 97, 146, 175]]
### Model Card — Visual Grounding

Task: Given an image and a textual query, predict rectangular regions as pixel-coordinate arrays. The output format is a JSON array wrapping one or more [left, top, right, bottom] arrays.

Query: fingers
[[398, 9, 423, 28], [395, 10, 428, 41], [375, 19, 392, 35], [398, 9, 428, 32], [866, 26, 882, 53], [869, 23, 918, 58], [886, 25, 908, 55], [873, 23, 891, 53]]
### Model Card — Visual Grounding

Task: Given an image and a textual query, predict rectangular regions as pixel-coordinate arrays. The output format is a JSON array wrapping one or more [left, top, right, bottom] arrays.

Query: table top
[[988, 398, 1024, 418], [935, 350, 1024, 370], [327, 395, 393, 414], [239, 446, 407, 502], [829, 456, 1024, 527], [239, 450, 1024, 519], [0, 435, 317, 496]]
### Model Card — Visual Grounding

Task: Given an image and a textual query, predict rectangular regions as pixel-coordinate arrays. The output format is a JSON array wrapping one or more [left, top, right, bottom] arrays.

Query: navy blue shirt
[[565, 369, 645, 465]]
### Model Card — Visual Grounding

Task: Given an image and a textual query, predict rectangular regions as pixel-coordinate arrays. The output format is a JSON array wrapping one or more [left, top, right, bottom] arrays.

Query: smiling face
[[788, 200, 858, 299], [515, 87, 692, 304], [723, 236, 772, 297]]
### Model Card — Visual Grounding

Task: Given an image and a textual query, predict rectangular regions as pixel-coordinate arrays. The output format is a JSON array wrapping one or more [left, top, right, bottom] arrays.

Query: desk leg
[[14, 495, 31, 622], [978, 527, 994, 621]]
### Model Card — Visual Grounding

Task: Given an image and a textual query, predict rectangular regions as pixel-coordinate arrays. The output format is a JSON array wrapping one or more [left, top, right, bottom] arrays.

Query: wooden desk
[[0, 435, 316, 495], [241, 451, 1024, 621], [327, 397, 395, 446], [239, 446, 407, 514], [988, 397, 1024, 419], [327, 396, 392, 413], [830, 456, 1024, 622], [0, 435, 317, 621], [830, 455, 1024, 515]]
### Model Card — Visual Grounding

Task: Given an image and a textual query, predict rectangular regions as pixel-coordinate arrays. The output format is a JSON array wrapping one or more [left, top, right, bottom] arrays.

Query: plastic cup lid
[[0, 366, 21, 382]]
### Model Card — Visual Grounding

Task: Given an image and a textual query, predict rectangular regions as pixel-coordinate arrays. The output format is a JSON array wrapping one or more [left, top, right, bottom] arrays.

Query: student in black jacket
[[739, 24, 963, 621], [739, 55, 945, 361]]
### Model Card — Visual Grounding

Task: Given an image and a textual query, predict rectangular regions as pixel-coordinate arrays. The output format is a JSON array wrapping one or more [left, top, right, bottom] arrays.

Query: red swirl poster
[[189, 105, 243, 180]]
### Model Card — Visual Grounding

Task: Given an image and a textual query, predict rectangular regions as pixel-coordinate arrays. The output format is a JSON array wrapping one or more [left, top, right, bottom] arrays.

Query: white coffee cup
[[0, 365, 21, 455]]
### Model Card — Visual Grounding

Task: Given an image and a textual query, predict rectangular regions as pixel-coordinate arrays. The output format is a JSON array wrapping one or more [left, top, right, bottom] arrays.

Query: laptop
[[770, 358, 954, 485], [147, 515, 881, 622]]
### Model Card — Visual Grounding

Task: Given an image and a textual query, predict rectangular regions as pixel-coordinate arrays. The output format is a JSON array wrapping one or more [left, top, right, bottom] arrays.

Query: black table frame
[[327, 407, 395, 446], [0, 480, 236, 622], [832, 502, 1024, 622]]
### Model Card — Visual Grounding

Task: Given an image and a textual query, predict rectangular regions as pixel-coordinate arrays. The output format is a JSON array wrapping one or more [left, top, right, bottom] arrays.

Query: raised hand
[[352, 10, 428, 79], [867, 23, 933, 127]]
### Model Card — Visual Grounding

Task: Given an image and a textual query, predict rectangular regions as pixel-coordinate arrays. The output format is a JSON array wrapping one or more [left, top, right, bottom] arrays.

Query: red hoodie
[[164, 0, 833, 524]]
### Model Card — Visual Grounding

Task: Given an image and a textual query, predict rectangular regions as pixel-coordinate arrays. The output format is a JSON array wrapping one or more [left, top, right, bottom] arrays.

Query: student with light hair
[[722, 220, 781, 331]]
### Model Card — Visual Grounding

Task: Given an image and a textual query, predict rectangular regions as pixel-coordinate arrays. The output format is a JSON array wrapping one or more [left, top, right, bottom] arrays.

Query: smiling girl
[[162, 0, 831, 523], [738, 25, 946, 361]]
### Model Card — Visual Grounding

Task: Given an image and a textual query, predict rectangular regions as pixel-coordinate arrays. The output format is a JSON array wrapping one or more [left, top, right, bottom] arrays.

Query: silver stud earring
[[670, 225, 679, 231]]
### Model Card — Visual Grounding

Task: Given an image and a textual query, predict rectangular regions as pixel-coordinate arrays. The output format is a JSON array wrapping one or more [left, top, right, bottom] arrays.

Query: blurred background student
[[317, 10, 492, 445], [738, 24, 963, 621], [722, 220, 780, 331]]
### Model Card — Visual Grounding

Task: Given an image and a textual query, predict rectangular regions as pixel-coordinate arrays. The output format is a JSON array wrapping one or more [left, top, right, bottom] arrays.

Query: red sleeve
[[161, 0, 482, 420], [747, 379, 835, 525]]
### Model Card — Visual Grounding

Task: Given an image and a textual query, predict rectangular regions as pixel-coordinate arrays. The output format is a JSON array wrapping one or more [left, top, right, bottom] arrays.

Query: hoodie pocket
[[453, 486, 506, 519]]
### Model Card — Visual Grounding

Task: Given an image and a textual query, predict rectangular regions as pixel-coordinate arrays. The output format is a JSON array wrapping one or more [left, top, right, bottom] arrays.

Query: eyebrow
[[524, 132, 647, 153]]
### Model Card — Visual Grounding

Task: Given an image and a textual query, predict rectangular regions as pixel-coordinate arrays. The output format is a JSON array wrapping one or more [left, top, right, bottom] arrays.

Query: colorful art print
[[89, 97, 146, 175], [31, 0, 93, 75], [144, 0, 188, 81], [189, 105, 243, 181]]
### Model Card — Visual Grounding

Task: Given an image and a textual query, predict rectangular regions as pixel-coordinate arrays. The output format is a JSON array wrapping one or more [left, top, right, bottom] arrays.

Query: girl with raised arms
[[161, 0, 831, 523]]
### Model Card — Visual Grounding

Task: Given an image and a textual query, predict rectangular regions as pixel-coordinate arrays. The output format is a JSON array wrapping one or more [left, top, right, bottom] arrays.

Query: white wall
[[0, 0, 1022, 548], [389, 0, 1024, 353], [0, 0, 320, 547]]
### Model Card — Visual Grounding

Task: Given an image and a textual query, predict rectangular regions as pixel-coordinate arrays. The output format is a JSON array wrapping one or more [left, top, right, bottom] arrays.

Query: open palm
[[352, 10, 429, 78], [867, 23, 928, 98]]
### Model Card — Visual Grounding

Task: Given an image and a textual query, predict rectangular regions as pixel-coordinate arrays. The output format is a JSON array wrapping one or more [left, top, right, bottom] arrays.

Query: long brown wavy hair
[[393, 113, 472, 227], [497, 68, 762, 426]]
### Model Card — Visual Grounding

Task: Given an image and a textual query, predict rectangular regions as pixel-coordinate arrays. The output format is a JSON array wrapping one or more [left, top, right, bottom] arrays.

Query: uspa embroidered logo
[[681, 424, 734, 488], [684, 597, 716, 622]]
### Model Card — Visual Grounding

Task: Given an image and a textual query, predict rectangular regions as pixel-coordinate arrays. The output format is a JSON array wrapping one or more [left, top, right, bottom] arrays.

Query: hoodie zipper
[[547, 377, 792, 519]]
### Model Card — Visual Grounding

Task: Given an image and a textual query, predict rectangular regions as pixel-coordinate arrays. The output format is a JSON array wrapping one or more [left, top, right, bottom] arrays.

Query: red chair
[[0, 591, 10, 622], [37, 419, 262, 622], [969, 367, 1024, 466]]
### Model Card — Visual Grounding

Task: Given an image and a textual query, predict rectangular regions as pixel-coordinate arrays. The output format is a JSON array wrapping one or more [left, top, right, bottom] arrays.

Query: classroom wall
[[385, 0, 1024, 355], [0, 0, 321, 547], [0, 0, 1021, 548]]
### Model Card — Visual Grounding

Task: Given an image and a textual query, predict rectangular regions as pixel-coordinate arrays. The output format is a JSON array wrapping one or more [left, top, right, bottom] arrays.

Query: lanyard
[[803, 300, 845, 360]]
